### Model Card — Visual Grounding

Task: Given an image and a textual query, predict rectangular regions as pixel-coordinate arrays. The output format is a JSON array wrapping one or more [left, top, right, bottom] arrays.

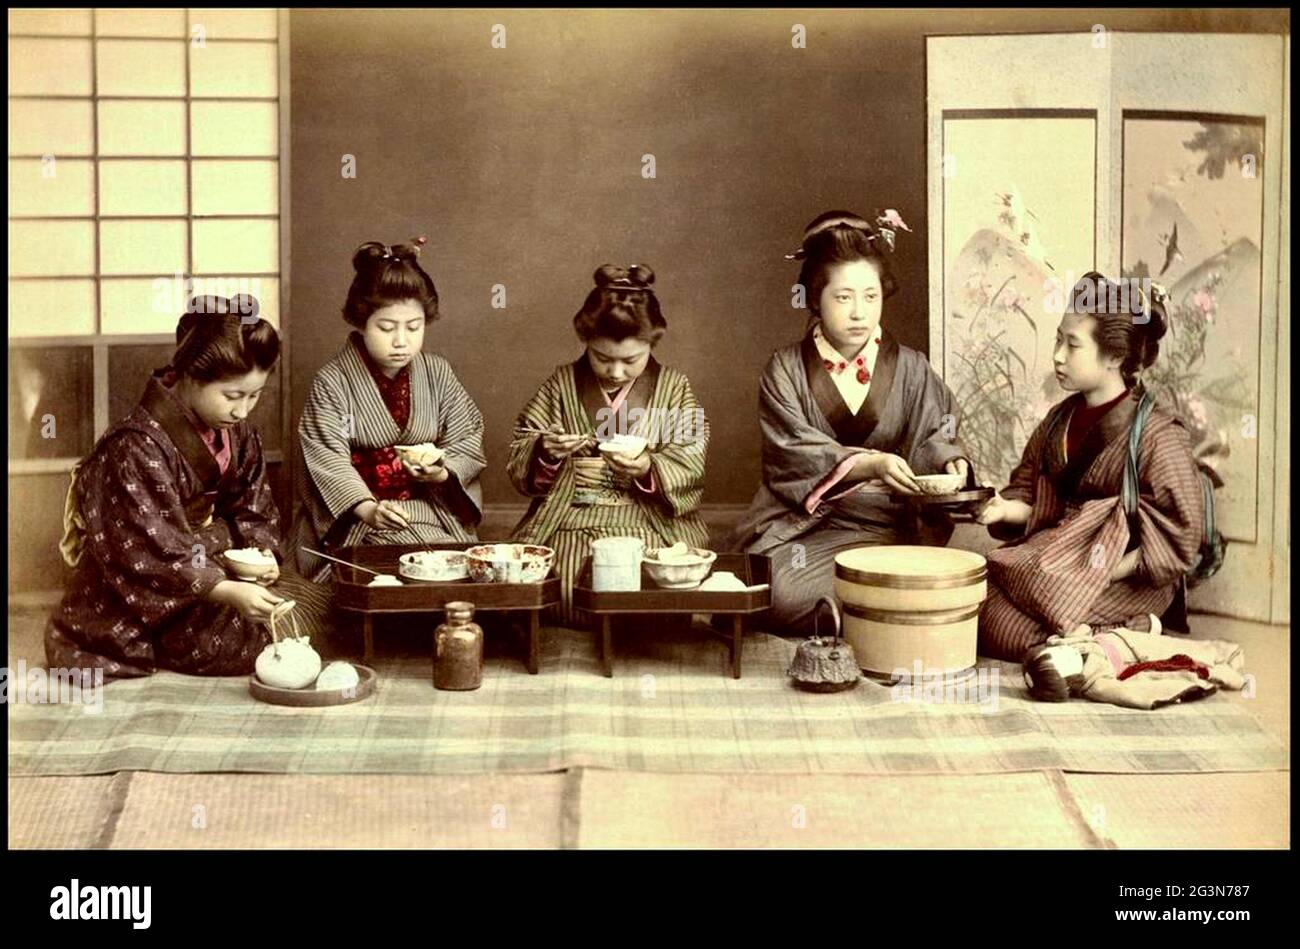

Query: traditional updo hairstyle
[[171, 294, 280, 383], [792, 210, 899, 317], [573, 264, 666, 344], [342, 237, 439, 329], [1066, 271, 1169, 388], [1022, 643, 1086, 702]]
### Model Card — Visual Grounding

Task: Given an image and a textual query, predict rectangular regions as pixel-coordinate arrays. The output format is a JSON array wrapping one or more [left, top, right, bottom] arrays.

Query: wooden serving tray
[[330, 543, 560, 614], [249, 664, 377, 707], [573, 552, 772, 614], [888, 486, 994, 508]]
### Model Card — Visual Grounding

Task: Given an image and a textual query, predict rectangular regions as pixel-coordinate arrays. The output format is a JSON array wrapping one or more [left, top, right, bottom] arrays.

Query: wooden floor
[[8, 603, 1289, 849]]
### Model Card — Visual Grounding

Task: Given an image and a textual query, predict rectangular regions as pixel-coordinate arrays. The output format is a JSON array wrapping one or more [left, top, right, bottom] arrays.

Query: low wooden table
[[572, 553, 772, 678], [330, 543, 560, 674]]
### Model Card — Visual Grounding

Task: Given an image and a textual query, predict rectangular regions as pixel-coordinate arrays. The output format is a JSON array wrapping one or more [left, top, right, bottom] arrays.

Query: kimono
[[507, 355, 709, 624], [733, 324, 969, 636], [45, 373, 328, 679], [1032, 623, 1245, 709], [978, 385, 1205, 661], [290, 334, 487, 580]]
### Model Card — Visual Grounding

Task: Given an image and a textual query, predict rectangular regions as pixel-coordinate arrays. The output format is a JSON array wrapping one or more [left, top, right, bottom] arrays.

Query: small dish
[[597, 435, 648, 458], [911, 473, 966, 495], [395, 443, 445, 468], [399, 550, 470, 582], [465, 543, 555, 584], [223, 547, 277, 580], [643, 545, 717, 589]]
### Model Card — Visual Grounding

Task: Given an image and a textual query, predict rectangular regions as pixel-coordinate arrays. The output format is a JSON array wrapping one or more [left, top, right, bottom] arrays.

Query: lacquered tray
[[888, 486, 994, 508], [330, 543, 560, 614], [573, 552, 772, 615], [249, 664, 377, 707]]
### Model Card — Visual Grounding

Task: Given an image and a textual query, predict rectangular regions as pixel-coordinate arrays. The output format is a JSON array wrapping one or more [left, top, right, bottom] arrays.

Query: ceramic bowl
[[223, 547, 277, 580], [912, 473, 966, 495], [395, 443, 445, 468], [597, 435, 648, 459], [642, 547, 717, 590], [465, 543, 555, 584], [399, 550, 470, 582]]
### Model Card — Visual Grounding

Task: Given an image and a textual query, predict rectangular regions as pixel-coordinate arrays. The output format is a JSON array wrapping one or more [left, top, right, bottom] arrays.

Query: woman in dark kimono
[[290, 238, 486, 580], [46, 295, 328, 678], [975, 274, 1205, 660], [733, 211, 971, 636]]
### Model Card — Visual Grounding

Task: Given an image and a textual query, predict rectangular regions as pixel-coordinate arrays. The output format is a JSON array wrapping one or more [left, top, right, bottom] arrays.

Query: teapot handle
[[813, 597, 841, 642]]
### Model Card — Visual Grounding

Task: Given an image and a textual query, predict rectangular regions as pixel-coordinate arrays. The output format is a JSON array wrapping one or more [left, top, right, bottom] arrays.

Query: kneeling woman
[[47, 296, 321, 678], [975, 274, 1205, 661], [507, 265, 710, 624], [733, 210, 971, 637], [291, 239, 487, 578]]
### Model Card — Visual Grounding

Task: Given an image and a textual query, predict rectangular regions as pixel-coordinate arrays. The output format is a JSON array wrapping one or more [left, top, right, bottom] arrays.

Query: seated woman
[[507, 264, 709, 625], [46, 295, 328, 678], [733, 210, 971, 636], [290, 238, 487, 579], [975, 273, 1205, 661]]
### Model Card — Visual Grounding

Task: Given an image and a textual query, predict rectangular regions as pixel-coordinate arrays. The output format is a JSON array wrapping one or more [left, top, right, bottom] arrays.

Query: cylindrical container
[[591, 536, 644, 592], [833, 546, 985, 683], [434, 601, 483, 691]]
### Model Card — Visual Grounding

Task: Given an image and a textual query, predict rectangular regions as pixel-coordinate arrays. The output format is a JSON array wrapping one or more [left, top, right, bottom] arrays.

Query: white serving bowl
[[597, 435, 648, 459], [395, 443, 445, 468], [912, 473, 965, 495], [465, 543, 555, 584], [223, 547, 277, 580], [642, 546, 717, 590], [399, 550, 470, 582]]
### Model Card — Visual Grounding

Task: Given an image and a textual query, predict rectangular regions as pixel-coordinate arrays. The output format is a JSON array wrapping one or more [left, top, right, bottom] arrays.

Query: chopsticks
[[299, 547, 384, 576]]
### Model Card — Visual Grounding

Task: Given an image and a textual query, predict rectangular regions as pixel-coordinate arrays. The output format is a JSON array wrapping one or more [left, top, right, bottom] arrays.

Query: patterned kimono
[[45, 374, 324, 678], [733, 324, 969, 636], [507, 354, 709, 624], [290, 334, 487, 580], [978, 385, 1205, 661]]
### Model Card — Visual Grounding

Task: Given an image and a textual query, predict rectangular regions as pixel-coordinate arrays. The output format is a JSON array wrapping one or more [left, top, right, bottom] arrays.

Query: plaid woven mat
[[8, 626, 1287, 776]]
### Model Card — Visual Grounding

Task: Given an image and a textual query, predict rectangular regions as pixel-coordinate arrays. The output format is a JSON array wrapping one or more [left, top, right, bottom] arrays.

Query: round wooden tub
[[833, 546, 986, 684]]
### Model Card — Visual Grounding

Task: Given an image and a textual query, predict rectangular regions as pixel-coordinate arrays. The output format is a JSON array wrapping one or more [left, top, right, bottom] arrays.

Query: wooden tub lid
[[835, 545, 986, 586]]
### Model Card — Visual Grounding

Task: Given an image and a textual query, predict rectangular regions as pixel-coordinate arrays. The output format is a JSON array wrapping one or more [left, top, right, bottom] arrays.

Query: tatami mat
[[569, 768, 1100, 848], [7, 775, 121, 849], [102, 772, 568, 848], [1063, 771, 1291, 849]]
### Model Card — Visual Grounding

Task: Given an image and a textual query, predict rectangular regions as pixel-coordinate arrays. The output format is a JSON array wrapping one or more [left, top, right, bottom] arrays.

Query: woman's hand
[[401, 457, 450, 484], [209, 580, 284, 622], [253, 548, 280, 586], [973, 490, 1010, 525], [944, 457, 970, 484], [866, 453, 922, 494], [604, 448, 652, 480], [538, 423, 590, 464], [355, 499, 411, 531]]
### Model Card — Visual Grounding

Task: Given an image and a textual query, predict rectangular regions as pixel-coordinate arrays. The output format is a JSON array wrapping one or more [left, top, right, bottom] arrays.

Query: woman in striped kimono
[[290, 239, 487, 580], [46, 295, 332, 678], [507, 265, 709, 625], [975, 274, 1205, 660], [733, 211, 971, 636]]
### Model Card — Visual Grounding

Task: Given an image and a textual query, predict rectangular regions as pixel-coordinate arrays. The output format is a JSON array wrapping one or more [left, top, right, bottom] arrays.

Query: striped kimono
[[290, 334, 486, 580], [978, 386, 1205, 661], [507, 355, 710, 624], [46, 374, 330, 679], [733, 325, 969, 636]]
